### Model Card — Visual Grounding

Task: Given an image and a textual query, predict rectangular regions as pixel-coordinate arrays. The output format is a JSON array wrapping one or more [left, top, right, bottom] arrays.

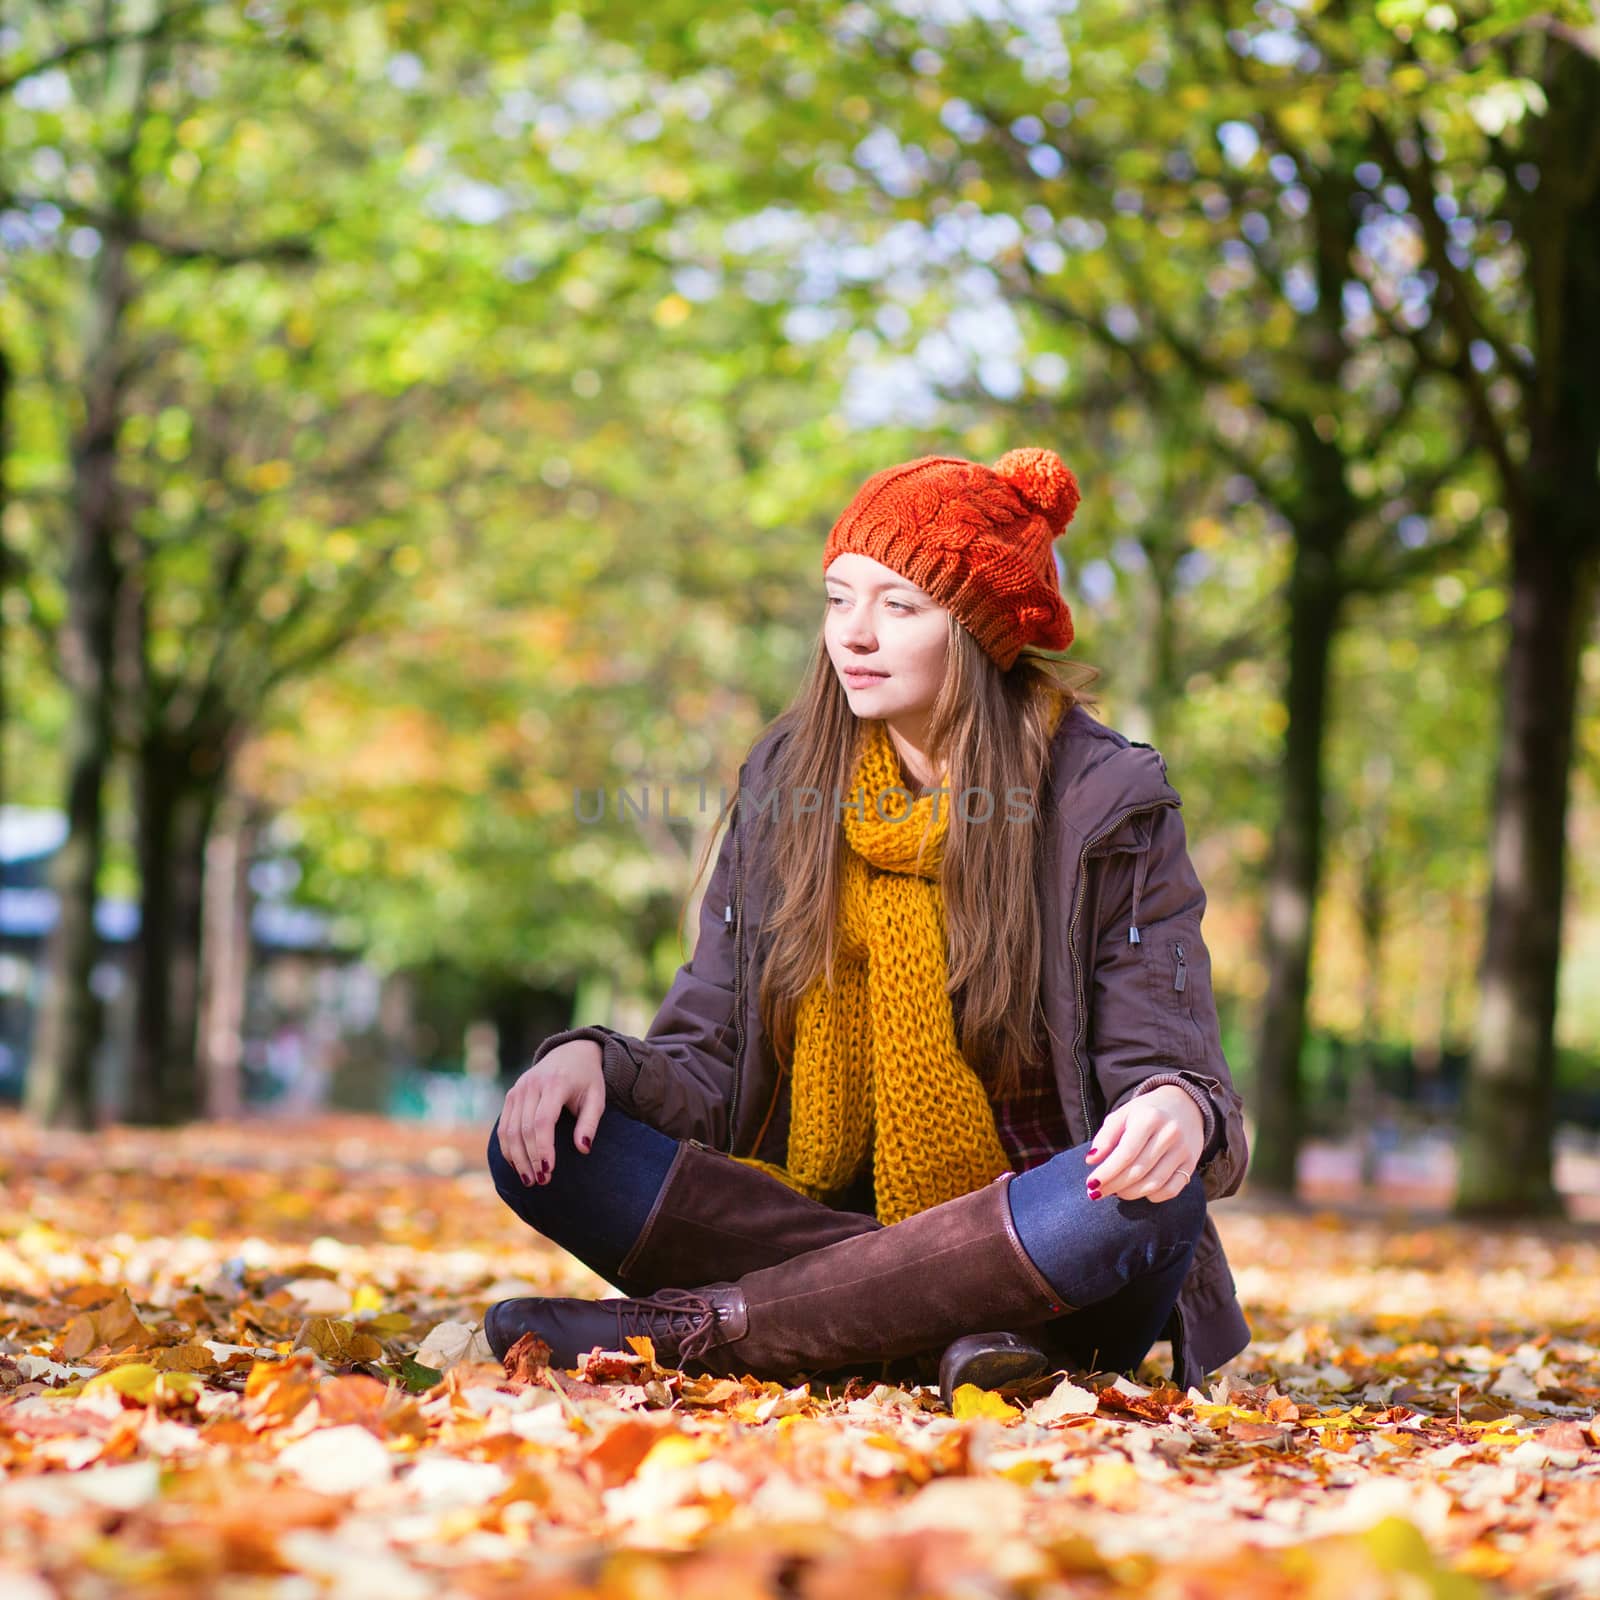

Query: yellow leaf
[[1192, 1402, 1270, 1426], [637, 1433, 713, 1475], [1069, 1457, 1141, 1508], [351, 1285, 385, 1314], [153, 1371, 202, 1403], [295, 1318, 384, 1365], [85, 1364, 161, 1402], [951, 1384, 1022, 1421], [82, 1365, 202, 1406]]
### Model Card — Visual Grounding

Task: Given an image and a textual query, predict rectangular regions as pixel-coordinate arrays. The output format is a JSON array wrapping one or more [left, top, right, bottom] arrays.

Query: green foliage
[[5, 0, 1596, 1065]]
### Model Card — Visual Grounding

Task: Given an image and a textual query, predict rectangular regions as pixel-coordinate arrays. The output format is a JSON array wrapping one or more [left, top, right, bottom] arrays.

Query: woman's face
[[823, 553, 950, 725]]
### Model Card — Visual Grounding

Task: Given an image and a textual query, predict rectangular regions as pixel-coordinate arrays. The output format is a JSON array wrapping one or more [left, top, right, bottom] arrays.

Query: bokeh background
[[3, 0, 1597, 1219]]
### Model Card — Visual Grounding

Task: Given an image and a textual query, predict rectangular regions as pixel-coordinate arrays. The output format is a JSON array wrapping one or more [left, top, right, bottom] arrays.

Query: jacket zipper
[[726, 788, 747, 1154], [1067, 800, 1180, 1139], [1173, 943, 1187, 992]]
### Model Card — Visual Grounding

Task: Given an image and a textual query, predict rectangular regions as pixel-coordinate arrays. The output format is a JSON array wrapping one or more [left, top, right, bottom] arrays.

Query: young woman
[[484, 447, 1252, 1405]]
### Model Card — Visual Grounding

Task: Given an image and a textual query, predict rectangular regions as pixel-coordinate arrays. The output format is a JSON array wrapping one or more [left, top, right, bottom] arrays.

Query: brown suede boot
[[483, 1171, 1072, 1384], [671, 1171, 1073, 1380], [484, 1140, 889, 1371], [612, 1139, 883, 1294]]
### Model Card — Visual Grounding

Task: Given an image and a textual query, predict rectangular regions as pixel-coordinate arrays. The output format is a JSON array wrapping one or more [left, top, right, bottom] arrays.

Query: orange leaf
[[59, 1289, 157, 1360], [503, 1332, 551, 1386], [577, 1347, 651, 1383], [581, 1418, 680, 1487], [1229, 1420, 1292, 1443], [314, 1374, 391, 1428], [244, 1354, 319, 1427]]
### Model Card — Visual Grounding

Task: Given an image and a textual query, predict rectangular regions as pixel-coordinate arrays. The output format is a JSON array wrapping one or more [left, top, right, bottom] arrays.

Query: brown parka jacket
[[532, 702, 1253, 1392]]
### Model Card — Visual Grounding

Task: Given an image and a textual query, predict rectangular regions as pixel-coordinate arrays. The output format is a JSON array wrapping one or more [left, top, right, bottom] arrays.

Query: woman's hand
[[1084, 1085, 1205, 1202], [496, 1040, 606, 1187]]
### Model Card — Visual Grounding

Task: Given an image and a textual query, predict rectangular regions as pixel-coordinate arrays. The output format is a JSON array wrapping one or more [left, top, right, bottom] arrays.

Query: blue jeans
[[486, 1104, 1205, 1379], [1007, 1141, 1205, 1377], [488, 1103, 681, 1275]]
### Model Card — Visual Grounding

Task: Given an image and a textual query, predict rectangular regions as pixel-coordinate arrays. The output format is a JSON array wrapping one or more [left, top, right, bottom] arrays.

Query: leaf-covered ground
[[3, 1113, 1599, 1598]]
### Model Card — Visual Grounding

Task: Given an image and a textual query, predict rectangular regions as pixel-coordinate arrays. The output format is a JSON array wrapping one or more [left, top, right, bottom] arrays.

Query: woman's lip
[[843, 669, 888, 681]]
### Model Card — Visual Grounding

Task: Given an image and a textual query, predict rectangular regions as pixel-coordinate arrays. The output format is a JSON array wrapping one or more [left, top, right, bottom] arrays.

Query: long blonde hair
[[684, 615, 1102, 1100]]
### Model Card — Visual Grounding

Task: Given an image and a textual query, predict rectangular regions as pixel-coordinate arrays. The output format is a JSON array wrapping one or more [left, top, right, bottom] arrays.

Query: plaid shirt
[[993, 1064, 1223, 1174], [990, 1056, 1077, 1174]]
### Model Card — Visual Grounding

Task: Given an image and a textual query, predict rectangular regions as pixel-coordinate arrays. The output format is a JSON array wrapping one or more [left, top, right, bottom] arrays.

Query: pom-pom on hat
[[822, 447, 1080, 670]]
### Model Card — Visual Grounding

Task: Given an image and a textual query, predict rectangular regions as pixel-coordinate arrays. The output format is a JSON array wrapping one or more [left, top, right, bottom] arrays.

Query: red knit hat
[[821, 447, 1080, 671]]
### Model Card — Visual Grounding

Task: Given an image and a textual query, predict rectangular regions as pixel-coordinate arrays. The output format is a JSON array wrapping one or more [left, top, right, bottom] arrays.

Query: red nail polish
[[1088, 1147, 1098, 1157], [580, 1139, 591, 1152]]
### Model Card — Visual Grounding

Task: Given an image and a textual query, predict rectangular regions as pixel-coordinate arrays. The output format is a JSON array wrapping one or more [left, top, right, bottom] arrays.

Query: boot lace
[[614, 1287, 725, 1366]]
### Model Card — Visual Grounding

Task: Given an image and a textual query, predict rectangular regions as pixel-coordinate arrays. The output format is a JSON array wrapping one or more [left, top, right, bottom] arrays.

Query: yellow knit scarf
[[733, 709, 1055, 1225]]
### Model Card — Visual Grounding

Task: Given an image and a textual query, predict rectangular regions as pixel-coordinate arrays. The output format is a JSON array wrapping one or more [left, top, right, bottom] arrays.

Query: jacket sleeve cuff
[[1130, 1072, 1221, 1166], [529, 1025, 644, 1115]]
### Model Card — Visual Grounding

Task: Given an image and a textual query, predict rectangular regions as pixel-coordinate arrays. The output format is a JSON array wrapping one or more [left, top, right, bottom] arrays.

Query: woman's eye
[[827, 596, 914, 612]]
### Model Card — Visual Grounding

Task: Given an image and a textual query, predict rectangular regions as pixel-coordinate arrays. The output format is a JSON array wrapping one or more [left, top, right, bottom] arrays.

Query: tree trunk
[[199, 789, 258, 1121], [166, 776, 218, 1119], [1456, 532, 1598, 1217], [1248, 533, 1344, 1197], [1455, 37, 1600, 1218], [1236, 164, 1363, 1201], [128, 735, 224, 1125], [1354, 795, 1387, 1194], [128, 736, 178, 1123], [26, 234, 131, 1130]]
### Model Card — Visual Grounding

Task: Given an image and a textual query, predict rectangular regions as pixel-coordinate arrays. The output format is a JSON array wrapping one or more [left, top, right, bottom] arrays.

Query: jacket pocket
[[1162, 937, 1207, 1066], [1132, 919, 1207, 1069]]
